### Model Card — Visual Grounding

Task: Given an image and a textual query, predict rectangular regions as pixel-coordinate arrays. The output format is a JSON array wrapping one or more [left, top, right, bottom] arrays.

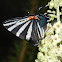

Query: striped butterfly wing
[[30, 19, 45, 46], [3, 16, 45, 46]]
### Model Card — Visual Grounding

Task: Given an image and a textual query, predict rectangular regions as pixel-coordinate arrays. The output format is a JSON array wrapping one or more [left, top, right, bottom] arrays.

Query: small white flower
[[40, 46, 48, 53], [35, 59, 40, 62], [47, 23, 52, 30], [46, 23, 54, 35], [52, 11, 56, 14], [51, 34, 61, 45], [56, 44, 62, 57], [53, 21, 62, 29], [46, 28, 54, 35], [58, 28, 62, 40], [58, 60, 61, 62], [41, 39, 45, 45], [53, 21, 62, 33], [48, 1, 54, 9], [48, 48, 57, 57], [47, 10, 52, 13], [44, 35, 52, 44], [39, 46, 42, 52], [48, 59, 54, 62], [37, 52, 44, 60], [59, 1, 62, 7], [60, 44, 62, 49]]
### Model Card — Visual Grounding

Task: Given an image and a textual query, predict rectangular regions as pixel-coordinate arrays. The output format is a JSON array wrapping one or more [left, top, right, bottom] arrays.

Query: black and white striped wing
[[3, 16, 44, 46]]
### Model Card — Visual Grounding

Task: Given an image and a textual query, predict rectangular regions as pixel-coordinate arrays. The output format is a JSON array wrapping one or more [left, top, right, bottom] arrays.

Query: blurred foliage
[[0, 0, 51, 62]]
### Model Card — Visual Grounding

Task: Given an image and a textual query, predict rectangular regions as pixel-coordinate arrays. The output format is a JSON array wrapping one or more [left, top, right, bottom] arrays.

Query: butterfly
[[3, 5, 50, 46]]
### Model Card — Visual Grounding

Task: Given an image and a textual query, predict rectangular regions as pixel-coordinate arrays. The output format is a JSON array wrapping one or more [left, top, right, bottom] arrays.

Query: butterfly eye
[[28, 12, 29, 14]]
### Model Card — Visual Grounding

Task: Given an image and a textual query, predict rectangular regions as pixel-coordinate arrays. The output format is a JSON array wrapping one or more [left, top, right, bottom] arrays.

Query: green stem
[[57, 2, 60, 22]]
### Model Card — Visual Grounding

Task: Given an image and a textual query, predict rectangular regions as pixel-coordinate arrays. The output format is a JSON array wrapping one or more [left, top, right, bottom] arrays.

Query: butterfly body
[[39, 15, 47, 27]]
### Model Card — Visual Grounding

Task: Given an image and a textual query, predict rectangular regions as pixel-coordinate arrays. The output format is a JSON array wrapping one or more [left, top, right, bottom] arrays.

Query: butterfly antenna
[[37, 4, 48, 11]]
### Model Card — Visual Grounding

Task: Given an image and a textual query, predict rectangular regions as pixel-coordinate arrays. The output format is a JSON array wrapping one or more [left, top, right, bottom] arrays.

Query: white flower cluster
[[35, 0, 62, 61], [47, 0, 62, 22], [48, 0, 62, 9], [35, 22, 62, 62]]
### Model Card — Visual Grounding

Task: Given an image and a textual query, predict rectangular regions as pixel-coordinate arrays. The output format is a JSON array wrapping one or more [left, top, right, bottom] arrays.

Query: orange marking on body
[[29, 16, 32, 20], [29, 15, 40, 20], [37, 18, 40, 20], [33, 15, 36, 19]]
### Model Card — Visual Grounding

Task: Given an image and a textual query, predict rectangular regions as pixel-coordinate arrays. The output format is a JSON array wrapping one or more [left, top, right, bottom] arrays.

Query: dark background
[[0, 0, 50, 62]]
